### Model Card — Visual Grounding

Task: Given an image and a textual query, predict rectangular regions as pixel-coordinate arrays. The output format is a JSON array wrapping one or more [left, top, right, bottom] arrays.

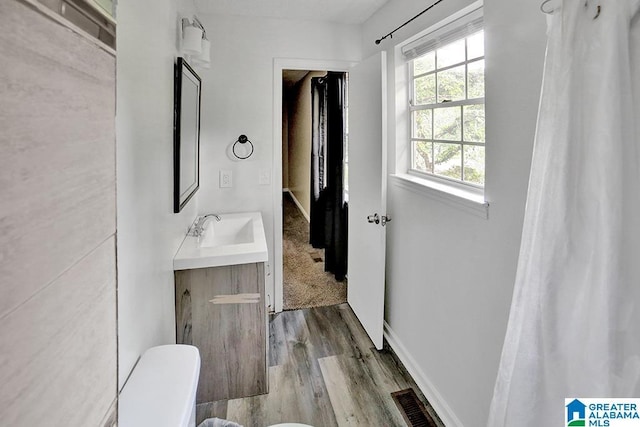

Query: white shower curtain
[[488, 1, 640, 425]]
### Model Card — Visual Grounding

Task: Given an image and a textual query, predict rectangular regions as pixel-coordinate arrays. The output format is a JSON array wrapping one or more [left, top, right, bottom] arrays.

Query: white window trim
[[393, 0, 488, 215], [390, 173, 488, 218]]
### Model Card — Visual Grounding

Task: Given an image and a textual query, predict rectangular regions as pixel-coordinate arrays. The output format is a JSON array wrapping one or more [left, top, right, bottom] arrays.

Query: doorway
[[281, 69, 348, 310], [272, 59, 356, 314], [273, 54, 387, 349]]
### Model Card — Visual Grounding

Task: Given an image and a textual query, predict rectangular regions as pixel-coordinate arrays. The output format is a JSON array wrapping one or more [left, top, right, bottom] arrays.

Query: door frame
[[272, 58, 356, 313]]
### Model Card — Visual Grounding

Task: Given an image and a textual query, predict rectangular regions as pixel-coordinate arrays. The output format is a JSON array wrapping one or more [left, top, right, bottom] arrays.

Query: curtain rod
[[375, 0, 446, 45]]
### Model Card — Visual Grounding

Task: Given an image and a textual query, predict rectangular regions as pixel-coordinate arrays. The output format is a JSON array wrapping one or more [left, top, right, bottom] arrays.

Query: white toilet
[[118, 344, 314, 427], [119, 344, 201, 427]]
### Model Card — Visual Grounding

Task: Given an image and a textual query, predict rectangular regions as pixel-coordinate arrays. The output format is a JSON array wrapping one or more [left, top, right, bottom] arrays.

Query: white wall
[[286, 71, 326, 217], [362, 0, 547, 425], [195, 14, 361, 306], [282, 96, 289, 188], [116, 0, 199, 389]]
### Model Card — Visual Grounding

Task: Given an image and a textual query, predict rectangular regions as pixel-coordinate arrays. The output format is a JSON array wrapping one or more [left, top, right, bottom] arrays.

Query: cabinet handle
[[209, 293, 260, 304]]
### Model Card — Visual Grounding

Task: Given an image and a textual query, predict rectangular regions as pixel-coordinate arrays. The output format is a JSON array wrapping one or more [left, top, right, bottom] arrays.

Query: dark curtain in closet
[[309, 72, 348, 281]]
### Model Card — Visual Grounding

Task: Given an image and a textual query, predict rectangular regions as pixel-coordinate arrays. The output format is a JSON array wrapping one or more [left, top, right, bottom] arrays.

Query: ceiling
[[193, 0, 389, 24]]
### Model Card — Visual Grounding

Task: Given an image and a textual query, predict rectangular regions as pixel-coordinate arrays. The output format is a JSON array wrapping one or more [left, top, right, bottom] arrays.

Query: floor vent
[[391, 388, 437, 427]]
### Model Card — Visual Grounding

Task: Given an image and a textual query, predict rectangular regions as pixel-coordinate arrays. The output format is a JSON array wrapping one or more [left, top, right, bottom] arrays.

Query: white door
[[347, 52, 387, 350]]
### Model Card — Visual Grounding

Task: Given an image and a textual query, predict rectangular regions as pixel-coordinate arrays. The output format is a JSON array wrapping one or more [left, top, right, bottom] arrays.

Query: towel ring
[[232, 134, 254, 160], [540, 0, 554, 14]]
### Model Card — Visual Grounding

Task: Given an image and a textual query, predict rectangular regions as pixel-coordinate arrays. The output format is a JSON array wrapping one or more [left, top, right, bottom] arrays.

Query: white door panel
[[347, 52, 387, 350]]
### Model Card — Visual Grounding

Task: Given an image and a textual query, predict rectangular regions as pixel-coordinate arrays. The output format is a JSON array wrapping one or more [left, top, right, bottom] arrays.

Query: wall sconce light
[[192, 37, 211, 69], [181, 16, 211, 68]]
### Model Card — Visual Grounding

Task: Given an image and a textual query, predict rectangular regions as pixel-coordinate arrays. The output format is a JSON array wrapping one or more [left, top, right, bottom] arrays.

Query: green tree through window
[[410, 30, 485, 186]]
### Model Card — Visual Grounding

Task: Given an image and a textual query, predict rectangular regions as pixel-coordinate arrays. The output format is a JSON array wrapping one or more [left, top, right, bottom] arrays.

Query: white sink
[[173, 212, 268, 270], [199, 216, 254, 247]]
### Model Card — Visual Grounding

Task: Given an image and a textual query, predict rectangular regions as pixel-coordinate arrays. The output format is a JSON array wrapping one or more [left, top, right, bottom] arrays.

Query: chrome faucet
[[189, 214, 221, 237]]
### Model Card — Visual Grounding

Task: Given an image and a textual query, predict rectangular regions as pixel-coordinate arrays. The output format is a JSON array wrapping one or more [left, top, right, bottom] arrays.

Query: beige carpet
[[283, 192, 347, 310]]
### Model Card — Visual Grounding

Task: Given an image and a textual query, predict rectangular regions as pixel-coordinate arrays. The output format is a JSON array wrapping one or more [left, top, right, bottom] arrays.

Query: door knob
[[381, 215, 392, 226], [367, 213, 380, 224]]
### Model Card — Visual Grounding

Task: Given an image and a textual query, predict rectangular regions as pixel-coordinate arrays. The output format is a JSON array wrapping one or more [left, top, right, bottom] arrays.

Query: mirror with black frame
[[174, 57, 201, 213]]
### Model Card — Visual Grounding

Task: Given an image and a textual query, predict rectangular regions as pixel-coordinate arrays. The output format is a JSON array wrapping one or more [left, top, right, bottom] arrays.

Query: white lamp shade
[[199, 38, 211, 63], [182, 25, 203, 55], [192, 38, 211, 68]]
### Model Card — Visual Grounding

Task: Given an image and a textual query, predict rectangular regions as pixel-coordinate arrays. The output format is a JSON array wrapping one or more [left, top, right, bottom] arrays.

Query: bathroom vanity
[[175, 263, 266, 402], [173, 212, 269, 403]]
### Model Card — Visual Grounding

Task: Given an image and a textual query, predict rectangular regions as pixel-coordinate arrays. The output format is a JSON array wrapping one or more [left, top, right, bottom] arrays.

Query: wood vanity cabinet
[[174, 262, 267, 403]]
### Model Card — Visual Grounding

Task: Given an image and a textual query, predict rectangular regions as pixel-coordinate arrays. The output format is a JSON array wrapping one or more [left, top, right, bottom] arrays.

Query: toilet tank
[[119, 345, 201, 427]]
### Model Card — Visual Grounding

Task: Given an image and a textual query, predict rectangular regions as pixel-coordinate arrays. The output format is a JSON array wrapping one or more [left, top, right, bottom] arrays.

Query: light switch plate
[[220, 170, 232, 188]]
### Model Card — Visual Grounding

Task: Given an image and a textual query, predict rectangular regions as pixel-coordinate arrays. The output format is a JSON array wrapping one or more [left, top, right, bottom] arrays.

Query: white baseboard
[[284, 189, 310, 222], [383, 321, 464, 427]]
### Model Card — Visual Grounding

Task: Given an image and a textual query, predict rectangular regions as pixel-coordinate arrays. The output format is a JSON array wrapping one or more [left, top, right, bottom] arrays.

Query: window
[[406, 13, 484, 188]]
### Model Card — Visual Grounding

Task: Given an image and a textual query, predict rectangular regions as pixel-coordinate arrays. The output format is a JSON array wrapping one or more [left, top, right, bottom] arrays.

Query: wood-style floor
[[196, 303, 444, 427]]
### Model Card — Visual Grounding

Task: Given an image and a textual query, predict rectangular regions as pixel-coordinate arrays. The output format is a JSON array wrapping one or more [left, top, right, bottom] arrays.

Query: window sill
[[389, 173, 489, 219]]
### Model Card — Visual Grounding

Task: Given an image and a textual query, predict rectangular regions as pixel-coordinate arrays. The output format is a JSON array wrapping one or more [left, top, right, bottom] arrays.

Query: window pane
[[437, 65, 465, 103], [434, 143, 462, 180], [467, 31, 484, 60], [437, 39, 465, 68], [414, 51, 435, 75], [467, 59, 485, 99], [463, 145, 485, 185], [463, 105, 485, 142], [434, 106, 461, 141], [414, 74, 436, 105], [413, 140, 433, 173], [412, 110, 432, 139]]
